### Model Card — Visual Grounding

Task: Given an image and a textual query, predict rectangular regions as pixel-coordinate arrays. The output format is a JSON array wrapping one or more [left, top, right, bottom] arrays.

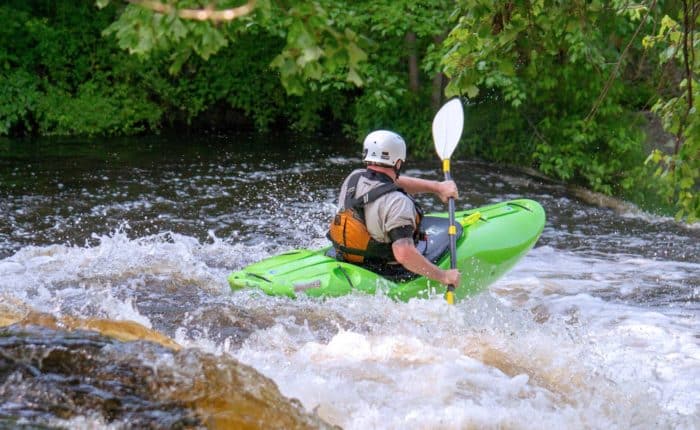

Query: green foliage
[[441, 1, 656, 195], [267, 1, 368, 95], [102, 0, 368, 94], [0, 5, 41, 134], [1, 0, 455, 144], [101, 0, 456, 146], [0, 70, 40, 134], [103, 4, 230, 73], [0, 1, 165, 136], [642, 11, 700, 222], [137, 29, 288, 131], [35, 82, 163, 136], [438, 0, 698, 221], [344, 0, 455, 149], [0, 1, 353, 136]]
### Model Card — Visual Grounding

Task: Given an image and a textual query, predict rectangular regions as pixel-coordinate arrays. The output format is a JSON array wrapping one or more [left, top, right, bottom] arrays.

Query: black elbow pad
[[388, 225, 414, 242]]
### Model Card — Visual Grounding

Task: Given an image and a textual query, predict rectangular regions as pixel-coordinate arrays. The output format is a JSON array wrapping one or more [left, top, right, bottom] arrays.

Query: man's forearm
[[392, 239, 445, 284]]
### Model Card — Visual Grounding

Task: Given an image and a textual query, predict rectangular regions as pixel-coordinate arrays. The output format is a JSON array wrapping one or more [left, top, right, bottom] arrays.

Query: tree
[[643, 1, 700, 221]]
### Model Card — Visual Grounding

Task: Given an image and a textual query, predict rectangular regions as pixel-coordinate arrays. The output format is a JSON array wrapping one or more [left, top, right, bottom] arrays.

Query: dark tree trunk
[[431, 34, 447, 109], [431, 73, 444, 110], [405, 31, 420, 93]]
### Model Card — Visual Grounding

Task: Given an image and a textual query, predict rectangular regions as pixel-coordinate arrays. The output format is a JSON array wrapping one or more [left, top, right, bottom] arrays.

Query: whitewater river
[[0, 135, 698, 429]]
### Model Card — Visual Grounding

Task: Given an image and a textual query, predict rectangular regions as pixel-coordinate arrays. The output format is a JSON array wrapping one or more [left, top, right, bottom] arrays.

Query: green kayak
[[228, 198, 545, 302]]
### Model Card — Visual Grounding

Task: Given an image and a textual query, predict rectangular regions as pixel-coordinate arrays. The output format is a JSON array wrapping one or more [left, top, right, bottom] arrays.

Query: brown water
[[0, 134, 698, 429]]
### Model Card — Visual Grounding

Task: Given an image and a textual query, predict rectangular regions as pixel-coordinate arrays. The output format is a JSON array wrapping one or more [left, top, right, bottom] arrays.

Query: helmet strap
[[393, 161, 403, 179]]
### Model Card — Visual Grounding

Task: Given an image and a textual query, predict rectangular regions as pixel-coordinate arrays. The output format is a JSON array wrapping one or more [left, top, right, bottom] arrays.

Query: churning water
[[0, 135, 698, 429]]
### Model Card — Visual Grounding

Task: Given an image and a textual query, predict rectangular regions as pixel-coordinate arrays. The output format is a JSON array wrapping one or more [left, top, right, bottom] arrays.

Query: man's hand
[[436, 180, 458, 203], [441, 268, 460, 287]]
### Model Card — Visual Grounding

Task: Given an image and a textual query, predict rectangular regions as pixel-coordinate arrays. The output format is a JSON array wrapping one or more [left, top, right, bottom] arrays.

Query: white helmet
[[362, 130, 406, 167]]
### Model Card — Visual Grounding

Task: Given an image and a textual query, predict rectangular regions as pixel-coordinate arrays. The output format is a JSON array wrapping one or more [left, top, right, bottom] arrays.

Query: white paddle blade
[[432, 98, 464, 160]]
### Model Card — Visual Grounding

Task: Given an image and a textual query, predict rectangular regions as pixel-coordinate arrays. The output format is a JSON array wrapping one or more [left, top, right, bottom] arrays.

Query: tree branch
[[585, 0, 657, 123], [522, 112, 548, 146], [128, 0, 257, 22], [674, 0, 695, 156]]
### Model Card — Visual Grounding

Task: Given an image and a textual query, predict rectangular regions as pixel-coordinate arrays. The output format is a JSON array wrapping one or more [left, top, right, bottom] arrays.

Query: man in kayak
[[329, 130, 461, 287]]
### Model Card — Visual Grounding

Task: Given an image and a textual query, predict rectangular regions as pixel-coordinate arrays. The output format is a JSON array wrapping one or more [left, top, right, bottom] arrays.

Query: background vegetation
[[1, 0, 697, 221]]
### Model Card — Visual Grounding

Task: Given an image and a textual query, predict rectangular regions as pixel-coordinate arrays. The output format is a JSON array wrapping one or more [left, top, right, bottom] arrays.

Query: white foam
[[47, 414, 124, 430], [233, 293, 688, 429], [492, 246, 700, 421], [0, 229, 270, 324]]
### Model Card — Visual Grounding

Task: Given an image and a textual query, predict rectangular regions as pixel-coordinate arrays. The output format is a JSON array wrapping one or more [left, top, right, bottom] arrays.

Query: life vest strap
[[343, 170, 399, 211]]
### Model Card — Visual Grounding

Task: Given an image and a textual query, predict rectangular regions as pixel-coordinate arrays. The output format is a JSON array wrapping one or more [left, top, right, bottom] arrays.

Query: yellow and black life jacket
[[328, 170, 422, 264]]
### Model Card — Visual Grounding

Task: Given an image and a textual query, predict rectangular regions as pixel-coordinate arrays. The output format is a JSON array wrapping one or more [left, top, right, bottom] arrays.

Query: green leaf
[[297, 46, 323, 66], [347, 68, 363, 87], [346, 42, 367, 66], [498, 60, 515, 76], [680, 177, 694, 189], [674, 208, 685, 221]]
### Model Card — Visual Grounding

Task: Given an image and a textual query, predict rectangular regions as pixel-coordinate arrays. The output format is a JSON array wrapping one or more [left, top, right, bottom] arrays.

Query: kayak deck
[[228, 199, 545, 302]]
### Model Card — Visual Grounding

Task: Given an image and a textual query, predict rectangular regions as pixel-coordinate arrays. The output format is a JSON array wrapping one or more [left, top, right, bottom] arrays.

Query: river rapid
[[0, 135, 698, 429]]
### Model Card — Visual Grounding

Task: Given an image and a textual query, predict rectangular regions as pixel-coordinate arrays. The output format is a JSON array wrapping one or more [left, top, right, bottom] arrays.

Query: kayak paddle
[[432, 98, 464, 304]]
